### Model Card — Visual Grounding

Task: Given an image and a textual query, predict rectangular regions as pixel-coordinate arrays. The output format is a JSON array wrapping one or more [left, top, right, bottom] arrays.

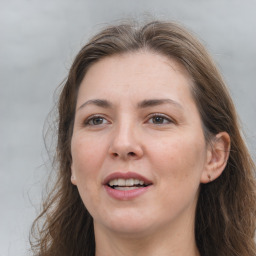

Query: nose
[[108, 121, 143, 160]]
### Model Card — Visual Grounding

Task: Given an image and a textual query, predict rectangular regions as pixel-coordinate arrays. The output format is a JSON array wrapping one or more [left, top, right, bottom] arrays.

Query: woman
[[30, 20, 256, 256]]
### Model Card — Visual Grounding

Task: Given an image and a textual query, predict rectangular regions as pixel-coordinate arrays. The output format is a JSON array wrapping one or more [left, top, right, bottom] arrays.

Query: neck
[[94, 217, 200, 256]]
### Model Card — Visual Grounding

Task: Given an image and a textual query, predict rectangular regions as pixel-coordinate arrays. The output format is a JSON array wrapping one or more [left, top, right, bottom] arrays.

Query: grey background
[[1, 0, 255, 255]]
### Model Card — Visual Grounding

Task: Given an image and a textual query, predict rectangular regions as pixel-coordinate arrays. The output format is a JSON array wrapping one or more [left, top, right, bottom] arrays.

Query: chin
[[97, 209, 154, 236], [107, 222, 152, 237]]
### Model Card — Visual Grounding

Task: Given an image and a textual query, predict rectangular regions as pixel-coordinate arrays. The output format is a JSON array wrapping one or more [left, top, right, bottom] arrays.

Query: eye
[[85, 115, 109, 126], [148, 114, 173, 125]]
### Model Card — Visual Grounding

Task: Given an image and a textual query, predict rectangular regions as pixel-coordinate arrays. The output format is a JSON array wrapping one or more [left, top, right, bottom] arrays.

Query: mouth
[[103, 172, 153, 192], [107, 178, 150, 191]]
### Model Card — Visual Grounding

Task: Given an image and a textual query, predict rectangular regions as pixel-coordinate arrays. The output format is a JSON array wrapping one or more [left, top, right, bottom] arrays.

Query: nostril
[[110, 151, 139, 159]]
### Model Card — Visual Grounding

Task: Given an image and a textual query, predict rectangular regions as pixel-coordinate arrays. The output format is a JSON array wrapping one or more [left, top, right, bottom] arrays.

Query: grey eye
[[86, 116, 108, 126], [152, 116, 165, 124], [149, 115, 172, 125], [91, 117, 104, 125]]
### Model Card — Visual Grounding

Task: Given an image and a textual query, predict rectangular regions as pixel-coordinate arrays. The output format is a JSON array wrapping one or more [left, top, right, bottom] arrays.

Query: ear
[[201, 132, 230, 184], [70, 164, 77, 185]]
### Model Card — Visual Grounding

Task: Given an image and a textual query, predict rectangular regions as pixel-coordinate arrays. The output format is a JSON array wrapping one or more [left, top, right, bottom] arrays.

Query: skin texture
[[70, 51, 230, 256]]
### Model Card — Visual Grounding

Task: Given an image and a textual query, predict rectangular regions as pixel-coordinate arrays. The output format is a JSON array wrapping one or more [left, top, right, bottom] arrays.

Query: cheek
[[143, 135, 206, 220], [148, 134, 206, 184], [72, 135, 107, 172], [71, 135, 108, 194], [71, 135, 108, 213]]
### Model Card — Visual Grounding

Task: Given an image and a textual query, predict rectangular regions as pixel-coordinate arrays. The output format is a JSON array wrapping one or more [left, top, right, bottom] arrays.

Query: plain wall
[[1, 0, 255, 255]]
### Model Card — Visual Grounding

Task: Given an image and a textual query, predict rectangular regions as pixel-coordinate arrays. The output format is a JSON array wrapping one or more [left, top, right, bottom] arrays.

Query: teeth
[[109, 180, 115, 186], [115, 187, 138, 191], [117, 178, 126, 186], [135, 179, 140, 185], [108, 178, 145, 187], [126, 178, 134, 186]]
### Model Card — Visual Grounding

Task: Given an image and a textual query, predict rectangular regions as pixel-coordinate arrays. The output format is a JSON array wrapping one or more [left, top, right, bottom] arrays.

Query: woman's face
[[71, 51, 211, 236]]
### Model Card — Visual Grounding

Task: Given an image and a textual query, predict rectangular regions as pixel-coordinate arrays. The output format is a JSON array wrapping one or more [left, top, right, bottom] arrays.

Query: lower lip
[[104, 185, 151, 200]]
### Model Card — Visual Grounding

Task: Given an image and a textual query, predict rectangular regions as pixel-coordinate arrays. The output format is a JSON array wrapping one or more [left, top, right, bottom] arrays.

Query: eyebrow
[[137, 98, 183, 109], [77, 99, 113, 110], [77, 98, 183, 111]]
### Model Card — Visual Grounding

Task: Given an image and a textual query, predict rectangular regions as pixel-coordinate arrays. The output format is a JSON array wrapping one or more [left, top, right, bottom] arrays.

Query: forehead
[[77, 51, 194, 107]]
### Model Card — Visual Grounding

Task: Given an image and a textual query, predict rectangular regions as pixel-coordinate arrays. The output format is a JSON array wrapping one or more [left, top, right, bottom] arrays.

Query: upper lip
[[103, 172, 153, 186]]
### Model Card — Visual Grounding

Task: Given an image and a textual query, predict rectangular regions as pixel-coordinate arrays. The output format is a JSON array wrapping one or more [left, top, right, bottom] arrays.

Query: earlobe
[[71, 165, 77, 185], [201, 132, 230, 184], [71, 175, 77, 185]]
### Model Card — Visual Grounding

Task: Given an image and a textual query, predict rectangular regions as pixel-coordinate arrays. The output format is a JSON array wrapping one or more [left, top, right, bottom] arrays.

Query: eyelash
[[84, 115, 109, 126], [147, 113, 174, 125], [84, 113, 175, 126]]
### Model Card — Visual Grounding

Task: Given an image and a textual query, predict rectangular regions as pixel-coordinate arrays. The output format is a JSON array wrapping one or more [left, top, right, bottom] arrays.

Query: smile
[[108, 178, 148, 190], [103, 172, 153, 200]]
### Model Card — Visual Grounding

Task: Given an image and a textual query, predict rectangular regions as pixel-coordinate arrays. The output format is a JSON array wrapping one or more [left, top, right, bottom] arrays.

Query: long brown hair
[[30, 20, 256, 256]]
